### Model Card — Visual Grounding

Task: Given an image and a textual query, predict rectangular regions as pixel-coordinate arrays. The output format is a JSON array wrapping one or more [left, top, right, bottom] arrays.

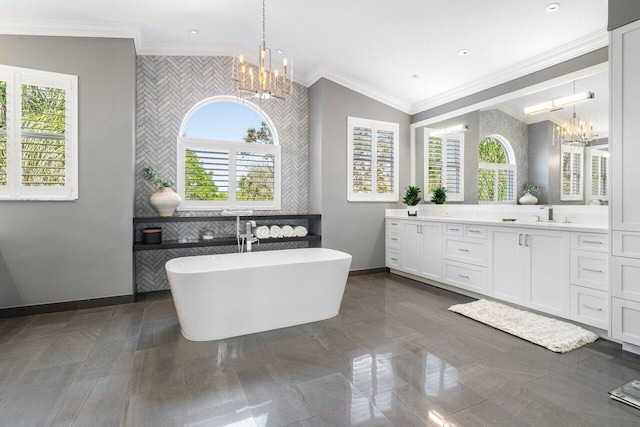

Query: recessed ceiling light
[[458, 49, 470, 56], [188, 29, 199, 35], [411, 74, 421, 79], [275, 49, 284, 54], [545, 3, 560, 12]]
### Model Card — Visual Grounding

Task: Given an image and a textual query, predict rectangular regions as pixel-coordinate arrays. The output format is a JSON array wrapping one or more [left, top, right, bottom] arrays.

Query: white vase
[[150, 187, 182, 217], [407, 205, 418, 216], [519, 193, 538, 205]]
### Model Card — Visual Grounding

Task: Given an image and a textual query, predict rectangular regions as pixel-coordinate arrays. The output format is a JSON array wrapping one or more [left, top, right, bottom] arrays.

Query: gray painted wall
[[310, 78, 410, 270], [609, 0, 640, 31], [412, 48, 608, 123], [527, 121, 554, 205], [0, 36, 136, 308]]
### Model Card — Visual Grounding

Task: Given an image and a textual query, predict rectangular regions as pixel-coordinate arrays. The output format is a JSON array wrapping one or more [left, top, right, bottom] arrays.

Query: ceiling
[[0, 0, 609, 113], [495, 70, 609, 134]]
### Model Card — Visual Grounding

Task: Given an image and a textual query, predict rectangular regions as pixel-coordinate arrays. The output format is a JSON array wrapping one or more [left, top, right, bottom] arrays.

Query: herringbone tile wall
[[135, 55, 310, 216], [134, 55, 311, 292]]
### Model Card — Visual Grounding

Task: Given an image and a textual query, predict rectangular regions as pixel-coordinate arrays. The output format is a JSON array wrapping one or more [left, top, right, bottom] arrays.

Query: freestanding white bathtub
[[165, 248, 352, 341]]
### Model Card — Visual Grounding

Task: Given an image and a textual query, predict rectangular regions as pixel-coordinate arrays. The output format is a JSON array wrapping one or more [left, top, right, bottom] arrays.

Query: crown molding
[[305, 66, 412, 114], [411, 30, 609, 115], [0, 19, 143, 50]]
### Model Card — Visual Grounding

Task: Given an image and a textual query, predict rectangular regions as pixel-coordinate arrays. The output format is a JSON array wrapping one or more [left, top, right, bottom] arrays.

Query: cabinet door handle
[[525, 234, 530, 247], [583, 240, 603, 244], [582, 304, 603, 312], [582, 268, 603, 273], [458, 248, 470, 252], [458, 274, 470, 279], [519, 234, 523, 246], [419, 225, 423, 234]]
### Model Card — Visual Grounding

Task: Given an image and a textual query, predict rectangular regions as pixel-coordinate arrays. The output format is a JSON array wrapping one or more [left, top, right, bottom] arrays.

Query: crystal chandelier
[[552, 82, 597, 146], [232, 0, 293, 102]]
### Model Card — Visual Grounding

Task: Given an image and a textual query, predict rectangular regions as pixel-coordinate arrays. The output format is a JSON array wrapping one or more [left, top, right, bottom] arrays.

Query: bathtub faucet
[[237, 218, 259, 252]]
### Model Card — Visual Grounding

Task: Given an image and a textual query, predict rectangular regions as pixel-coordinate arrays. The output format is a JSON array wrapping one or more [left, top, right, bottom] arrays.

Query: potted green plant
[[431, 185, 447, 204], [519, 183, 541, 205], [403, 186, 422, 216], [143, 167, 182, 217]]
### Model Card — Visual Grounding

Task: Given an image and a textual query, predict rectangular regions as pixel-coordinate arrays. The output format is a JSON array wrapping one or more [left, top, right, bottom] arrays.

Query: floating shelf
[[134, 234, 321, 251]]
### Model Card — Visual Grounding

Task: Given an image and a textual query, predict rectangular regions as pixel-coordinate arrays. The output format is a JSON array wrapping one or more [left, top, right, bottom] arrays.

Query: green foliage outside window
[[478, 136, 512, 202]]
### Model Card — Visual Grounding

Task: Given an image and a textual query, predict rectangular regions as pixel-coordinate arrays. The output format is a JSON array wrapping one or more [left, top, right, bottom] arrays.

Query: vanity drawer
[[444, 237, 489, 267], [444, 260, 488, 294], [444, 223, 464, 236], [570, 250, 608, 291], [571, 232, 608, 253], [387, 230, 401, 249], [570, 286, 609, 330], [464, 225, 488, 239], [611, 256, 640, 303], [612, 231, 640, 258], [387, 219, 402, 231], [386, 248, 401, 269], [612, 298, 640, 346]]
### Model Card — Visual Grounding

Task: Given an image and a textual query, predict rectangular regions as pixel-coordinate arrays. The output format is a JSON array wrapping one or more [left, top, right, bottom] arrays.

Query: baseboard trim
[[0, 294, 134, 319], [349, 267, 390, 276]]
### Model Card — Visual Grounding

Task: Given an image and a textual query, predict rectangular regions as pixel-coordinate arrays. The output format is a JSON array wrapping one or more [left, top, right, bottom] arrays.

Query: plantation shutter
[[0, 66, 77, 200], [0, 79, 6, 193], [178, 139, 280, 210], [561, 145, 584, 201], [347, 117, 399, 202], [590, 153, 608, 199], [497, 168, 515, 202], [183, 147, 230, 201], [425, 130, 464, 201]]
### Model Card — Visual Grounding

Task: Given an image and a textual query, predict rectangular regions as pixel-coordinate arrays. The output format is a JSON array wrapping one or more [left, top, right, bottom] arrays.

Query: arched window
[[177, 96, 281, 210], [478, 135, 516, 203]]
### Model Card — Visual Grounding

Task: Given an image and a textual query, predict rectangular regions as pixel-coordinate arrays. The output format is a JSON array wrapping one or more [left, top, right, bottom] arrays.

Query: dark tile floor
[[1, 273, 640, 426]]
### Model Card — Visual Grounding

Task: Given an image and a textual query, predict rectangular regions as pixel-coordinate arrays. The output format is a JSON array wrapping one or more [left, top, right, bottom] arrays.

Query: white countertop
[[385, 214, 608, 233]]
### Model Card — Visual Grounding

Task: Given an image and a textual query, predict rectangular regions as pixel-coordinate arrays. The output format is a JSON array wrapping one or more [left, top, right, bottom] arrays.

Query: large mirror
[[411, 64, 609, 205]]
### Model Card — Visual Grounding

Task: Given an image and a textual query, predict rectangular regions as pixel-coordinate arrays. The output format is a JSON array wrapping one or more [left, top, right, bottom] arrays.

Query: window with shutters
[[478, 135, 516, 204], [0, 65, 78, 200], [177, 96, 281, 210], [586, 146, 608, 202], [424, 129, 464, 201], [561, 144, 584, 201], [347, 117, 399, 202]]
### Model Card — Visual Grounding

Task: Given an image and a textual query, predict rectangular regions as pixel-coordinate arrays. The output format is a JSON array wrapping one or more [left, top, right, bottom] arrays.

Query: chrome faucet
[[236, 217, 259, 252]]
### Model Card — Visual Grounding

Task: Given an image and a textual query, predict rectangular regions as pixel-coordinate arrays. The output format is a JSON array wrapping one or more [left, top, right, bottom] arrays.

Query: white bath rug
[[448, 299, 598, 353]]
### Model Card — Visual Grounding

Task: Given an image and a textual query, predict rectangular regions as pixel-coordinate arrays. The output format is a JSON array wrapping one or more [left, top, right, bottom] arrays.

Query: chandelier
[[552, 82, 597, 146], [232, 0, 293, 102]]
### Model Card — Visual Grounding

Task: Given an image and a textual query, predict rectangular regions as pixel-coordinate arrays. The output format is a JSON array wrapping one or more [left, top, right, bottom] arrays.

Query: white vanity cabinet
[[385, 219, 443, 281], [610, 19, 640, 350], [489, 227, 571, 318]]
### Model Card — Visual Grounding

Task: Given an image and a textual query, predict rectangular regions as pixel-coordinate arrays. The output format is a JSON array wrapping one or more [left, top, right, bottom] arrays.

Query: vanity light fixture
[[231, 0, 293, 102], [430, 124, 468, 137], [524, 90, 594, 114], [545, 3, 560, 12]]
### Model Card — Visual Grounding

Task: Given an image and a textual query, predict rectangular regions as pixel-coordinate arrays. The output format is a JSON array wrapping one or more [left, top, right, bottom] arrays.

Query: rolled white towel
[[293, 226, 308, 237], [281, 225, 294, 237], [269, 225, 283, 238], [252, 226, 270, 239]]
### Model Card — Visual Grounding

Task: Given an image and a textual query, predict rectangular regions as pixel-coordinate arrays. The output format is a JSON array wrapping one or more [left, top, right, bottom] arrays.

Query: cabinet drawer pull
[[458, 274, 470, 279], [582, 267, 603, 273], [390, 257, 398, 261], [582, 240, 603, 244], [449, 227, 460, 231], [468, 229, 481, 233], [391, 238, 398, 241], [458, 248, 470, 252], [391, 222, 398, 226], [582, 304, 603, 312]]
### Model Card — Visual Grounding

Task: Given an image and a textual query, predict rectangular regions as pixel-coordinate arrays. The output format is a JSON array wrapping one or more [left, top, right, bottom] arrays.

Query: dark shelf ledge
[[134, 214, 321, 223], [133, 234, 321, 251]]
